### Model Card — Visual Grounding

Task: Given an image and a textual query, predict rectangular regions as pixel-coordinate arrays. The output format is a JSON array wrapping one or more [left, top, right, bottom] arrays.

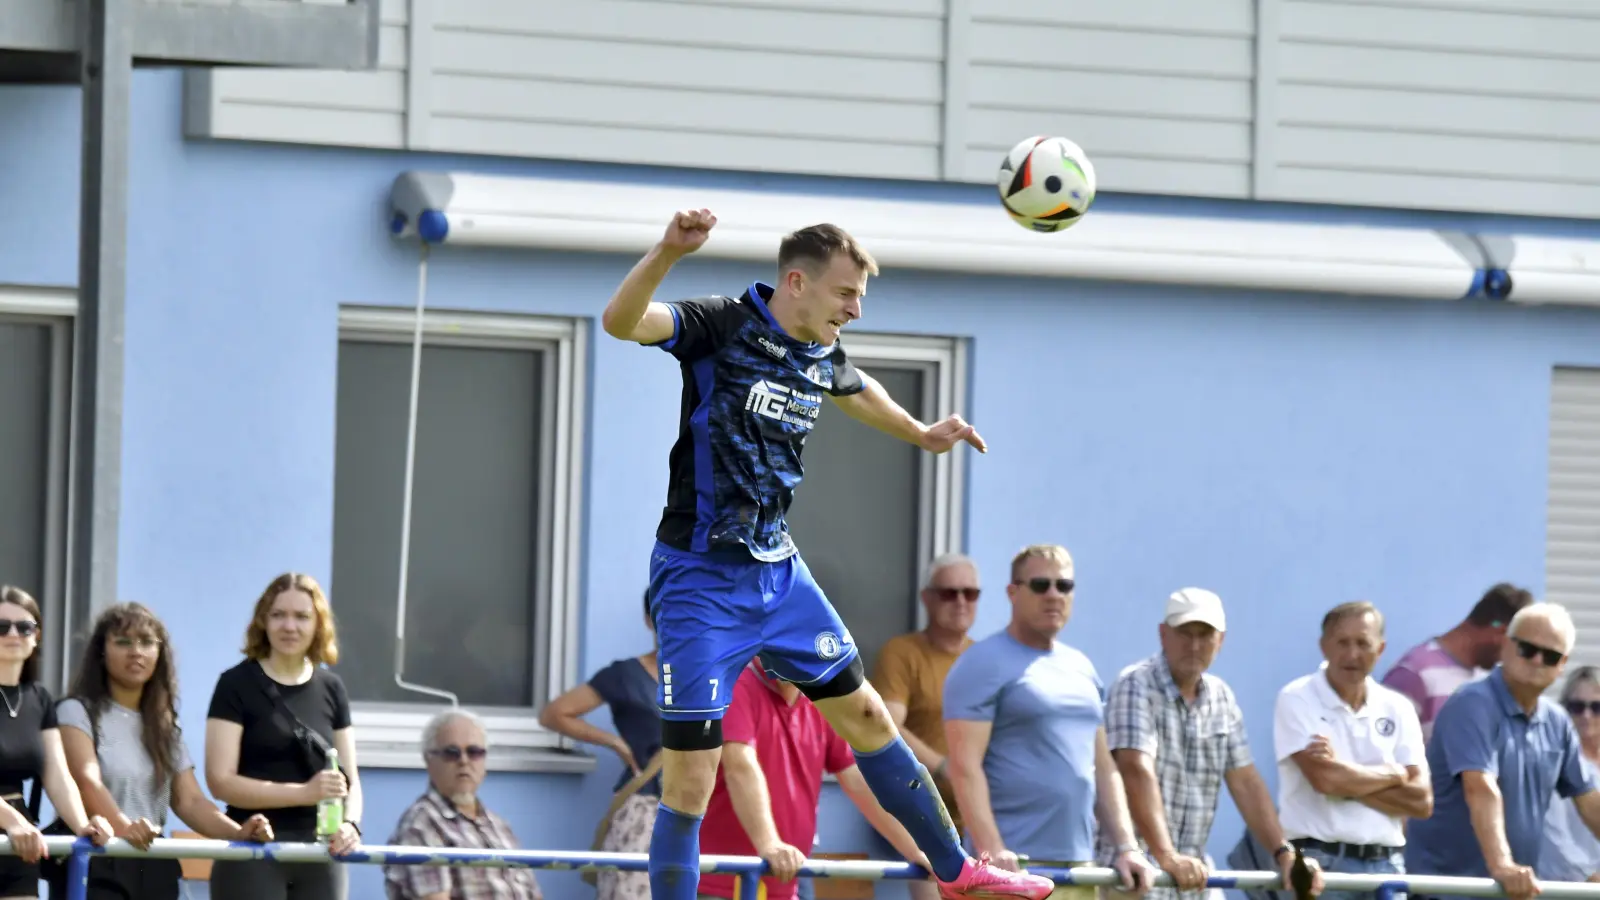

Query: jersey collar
[[744, 282, 827, 356]]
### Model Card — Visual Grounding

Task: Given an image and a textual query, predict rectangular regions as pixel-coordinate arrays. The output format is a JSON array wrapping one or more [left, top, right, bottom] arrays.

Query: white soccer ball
[[996, 135, 1097, 233]]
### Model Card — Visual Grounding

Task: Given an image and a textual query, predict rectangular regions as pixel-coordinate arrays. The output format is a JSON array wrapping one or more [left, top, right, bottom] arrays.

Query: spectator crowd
[[1, 551, 1598, 900]]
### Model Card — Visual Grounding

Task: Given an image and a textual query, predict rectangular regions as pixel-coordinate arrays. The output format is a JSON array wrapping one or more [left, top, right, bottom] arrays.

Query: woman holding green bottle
[[204, 573, 362, 900]]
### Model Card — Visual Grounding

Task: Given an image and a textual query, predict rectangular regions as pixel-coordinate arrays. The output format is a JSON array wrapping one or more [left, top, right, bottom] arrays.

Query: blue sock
[[854, 737, 968, 882], [650, 803, 703, 900]]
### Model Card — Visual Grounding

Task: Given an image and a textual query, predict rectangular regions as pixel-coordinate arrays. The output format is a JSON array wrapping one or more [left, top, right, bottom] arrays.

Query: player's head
[[774, 224, 878, 346]]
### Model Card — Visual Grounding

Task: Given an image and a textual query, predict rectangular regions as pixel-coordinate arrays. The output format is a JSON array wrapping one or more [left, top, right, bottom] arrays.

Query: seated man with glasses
[[384, 709, 543, 900], [1406, 603, 1600, 900]]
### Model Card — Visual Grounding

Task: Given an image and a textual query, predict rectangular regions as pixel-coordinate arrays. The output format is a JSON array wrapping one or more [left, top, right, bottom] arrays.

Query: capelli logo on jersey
[[756, 336, 787, 359], [745, 380, 822, 427]]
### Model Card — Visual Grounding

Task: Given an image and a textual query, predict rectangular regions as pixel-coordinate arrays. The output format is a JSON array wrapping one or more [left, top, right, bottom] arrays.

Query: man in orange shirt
[[872, 553, 981, 899]]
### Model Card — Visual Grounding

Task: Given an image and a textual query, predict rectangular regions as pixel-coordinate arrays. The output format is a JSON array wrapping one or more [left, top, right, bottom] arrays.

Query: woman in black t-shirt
[[0, 586, 111, 899], [204, 574, 362, 900]]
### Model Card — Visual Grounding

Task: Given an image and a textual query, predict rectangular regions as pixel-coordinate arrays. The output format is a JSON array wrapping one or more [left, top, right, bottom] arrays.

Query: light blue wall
[[5, 70, 1600, 900]]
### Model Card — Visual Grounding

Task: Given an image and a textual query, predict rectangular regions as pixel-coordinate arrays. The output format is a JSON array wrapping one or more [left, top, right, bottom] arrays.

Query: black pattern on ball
[[1044, 175, 1062, 193]]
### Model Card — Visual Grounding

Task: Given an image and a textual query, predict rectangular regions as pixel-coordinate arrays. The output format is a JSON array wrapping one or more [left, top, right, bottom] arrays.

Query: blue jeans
[[1300, 847, 1405, 900]]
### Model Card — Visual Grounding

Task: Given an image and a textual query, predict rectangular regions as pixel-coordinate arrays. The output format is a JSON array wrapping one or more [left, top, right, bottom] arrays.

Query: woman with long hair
[[540, 590, 661, 900], [204, 573, 362, 900], [0, 586, 111, 900], [48, 602, 273, 899]]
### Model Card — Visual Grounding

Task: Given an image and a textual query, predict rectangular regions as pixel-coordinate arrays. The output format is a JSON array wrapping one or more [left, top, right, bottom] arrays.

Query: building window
[[1549, 366, 1600, 670], [786, 333, 969, 674], [0, 289, 75, 692], [331, 307, 586, 770]]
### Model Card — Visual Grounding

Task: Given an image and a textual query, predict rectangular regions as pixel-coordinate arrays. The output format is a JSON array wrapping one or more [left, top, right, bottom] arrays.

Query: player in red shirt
[[699, 661, 932, 900]]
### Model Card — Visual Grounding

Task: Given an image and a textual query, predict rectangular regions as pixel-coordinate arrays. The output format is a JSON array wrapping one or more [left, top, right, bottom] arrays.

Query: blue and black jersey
[[650, 282, 865, 562]]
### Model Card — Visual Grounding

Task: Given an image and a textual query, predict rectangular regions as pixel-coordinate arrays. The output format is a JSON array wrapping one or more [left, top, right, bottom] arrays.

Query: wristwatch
[[1273, 841, 1294, 861]]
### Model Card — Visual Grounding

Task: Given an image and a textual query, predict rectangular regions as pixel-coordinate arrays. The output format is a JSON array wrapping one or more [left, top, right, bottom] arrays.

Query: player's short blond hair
[[778, 224, 879, 277], [1009, 544, 1073, 582]]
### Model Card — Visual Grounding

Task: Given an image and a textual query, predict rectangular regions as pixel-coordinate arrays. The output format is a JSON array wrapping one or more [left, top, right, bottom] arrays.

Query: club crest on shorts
[[815, 631, 843, 660]]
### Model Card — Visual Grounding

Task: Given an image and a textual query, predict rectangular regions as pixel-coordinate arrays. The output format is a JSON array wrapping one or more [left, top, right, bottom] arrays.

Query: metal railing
[[19, 836, 1594, 900]]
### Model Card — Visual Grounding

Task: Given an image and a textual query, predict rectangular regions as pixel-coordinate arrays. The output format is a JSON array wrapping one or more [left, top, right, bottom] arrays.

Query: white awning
[[388, 171, 1597, 306]]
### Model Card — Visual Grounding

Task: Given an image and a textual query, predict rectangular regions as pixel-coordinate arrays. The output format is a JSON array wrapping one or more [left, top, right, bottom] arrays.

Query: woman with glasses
[[0, 586, 112, 900], [46, 602, 274, 900], [204, 573, 362, 900], [1541, 665, 1600, 883], [539, 590, 661, 900]]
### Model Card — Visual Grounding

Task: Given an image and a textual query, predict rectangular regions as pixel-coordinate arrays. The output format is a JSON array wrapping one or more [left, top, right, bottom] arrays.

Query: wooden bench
[[172, 831, 211, 882], [811, 852, 873, 900]]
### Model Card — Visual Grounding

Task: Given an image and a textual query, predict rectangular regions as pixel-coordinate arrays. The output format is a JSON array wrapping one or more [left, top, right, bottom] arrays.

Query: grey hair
[[1508, 601, 1578, 655], [420, 707, 489, 758], [921, 553, 978, 590], [1562, 666, 1600, 705]]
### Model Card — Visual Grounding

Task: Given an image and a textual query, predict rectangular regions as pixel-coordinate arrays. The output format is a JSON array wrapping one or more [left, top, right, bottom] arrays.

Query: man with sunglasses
[[872, 551, 983, 896], [384, 710, 542, 900], [1406, 603, 1600, 900], [943, 544, 1155, 900], [1106, 589, 1319, 900]]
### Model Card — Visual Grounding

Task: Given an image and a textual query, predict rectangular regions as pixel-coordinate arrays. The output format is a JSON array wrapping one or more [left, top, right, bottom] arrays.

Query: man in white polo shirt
[[1275, 601, 1432, 900]]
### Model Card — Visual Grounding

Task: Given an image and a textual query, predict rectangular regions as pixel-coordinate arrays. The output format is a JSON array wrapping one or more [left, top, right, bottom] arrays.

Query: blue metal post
[[65, 837, 91, 900], [738, 870, 762, 900]]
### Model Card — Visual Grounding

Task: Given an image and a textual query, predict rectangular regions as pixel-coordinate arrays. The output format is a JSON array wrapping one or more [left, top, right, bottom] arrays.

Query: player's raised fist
[[661, 208, 716, 256]]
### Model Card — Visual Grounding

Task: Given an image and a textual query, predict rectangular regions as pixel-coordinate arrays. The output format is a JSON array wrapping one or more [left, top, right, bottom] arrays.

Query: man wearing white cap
[[1105, 589, 1322, 900]]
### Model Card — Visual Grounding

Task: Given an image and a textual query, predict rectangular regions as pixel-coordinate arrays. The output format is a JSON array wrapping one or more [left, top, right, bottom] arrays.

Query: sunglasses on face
[[930, 587, 980, 603], [1514, 637, 1565, 667], [428, 744, 487, 762], [0, 620, 38, 638], [1015, 577, 1075, 595], [1567, 700, 1600, 718]]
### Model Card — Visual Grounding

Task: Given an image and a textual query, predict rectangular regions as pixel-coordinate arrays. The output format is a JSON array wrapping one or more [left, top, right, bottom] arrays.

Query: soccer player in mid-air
[[602, 210, 1061, 900]]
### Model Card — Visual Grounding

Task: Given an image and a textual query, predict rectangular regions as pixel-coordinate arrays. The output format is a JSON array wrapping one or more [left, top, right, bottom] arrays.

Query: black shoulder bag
[[253, 665, 337, 779]]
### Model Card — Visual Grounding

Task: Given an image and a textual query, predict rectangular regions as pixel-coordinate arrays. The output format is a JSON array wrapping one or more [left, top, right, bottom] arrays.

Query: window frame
[[0, 286, 77, 694], [334, 305, 588, 771], [837, 331, 970, 631]]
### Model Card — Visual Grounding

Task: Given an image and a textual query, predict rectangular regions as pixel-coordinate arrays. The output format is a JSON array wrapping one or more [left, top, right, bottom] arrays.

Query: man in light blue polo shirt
[[942, 544, 1155, 900], [1407, 603, 1600, 900]]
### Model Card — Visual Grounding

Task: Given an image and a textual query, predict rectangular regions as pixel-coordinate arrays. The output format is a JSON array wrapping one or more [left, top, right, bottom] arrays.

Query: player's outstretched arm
[[600, 209, 716, 344], [831, 371, 987, 454]]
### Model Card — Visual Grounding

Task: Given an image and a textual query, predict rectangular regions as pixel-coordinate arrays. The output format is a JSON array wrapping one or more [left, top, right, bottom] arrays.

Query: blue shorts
[[647, 541, 858, 721]]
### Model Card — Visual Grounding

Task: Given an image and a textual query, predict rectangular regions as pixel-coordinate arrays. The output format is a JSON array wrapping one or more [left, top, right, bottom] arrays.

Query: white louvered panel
[[1549, 367, 1600, 672]]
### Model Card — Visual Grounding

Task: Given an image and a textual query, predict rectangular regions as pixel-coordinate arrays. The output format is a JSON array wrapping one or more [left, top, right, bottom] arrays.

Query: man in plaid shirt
[[384, 710, 543, 900], [1105, 589, 1322, 900]]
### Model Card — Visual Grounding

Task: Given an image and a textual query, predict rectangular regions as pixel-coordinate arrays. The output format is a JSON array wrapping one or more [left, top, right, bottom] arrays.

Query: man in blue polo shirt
[[1407, 603, 1600, 900]]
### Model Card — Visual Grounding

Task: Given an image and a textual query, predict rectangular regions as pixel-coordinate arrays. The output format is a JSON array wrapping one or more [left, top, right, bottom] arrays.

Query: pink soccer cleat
[[937, 853, 1055, 900]]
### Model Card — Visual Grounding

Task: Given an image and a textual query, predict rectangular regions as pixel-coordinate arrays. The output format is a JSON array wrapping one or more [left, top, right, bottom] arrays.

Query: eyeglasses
[[1566, 700, 1600, 718], [0, 620, 38, 638], [1514, 637, 1565, 667], [1015, 577, 1074, 596], [930, 587, 980, 603], [428, 744, 488, 762], [110, 637, 162, 651]]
